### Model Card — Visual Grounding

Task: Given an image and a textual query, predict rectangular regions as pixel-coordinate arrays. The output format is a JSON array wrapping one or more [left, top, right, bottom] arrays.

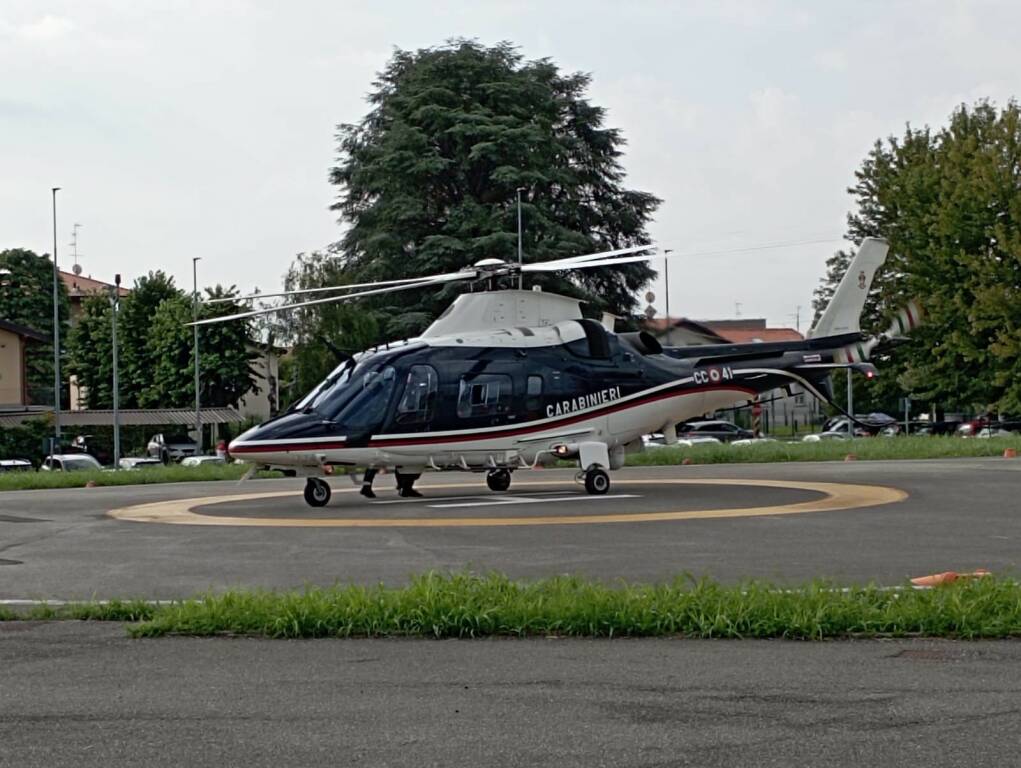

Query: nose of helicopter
[[227, 412, 328, 462]]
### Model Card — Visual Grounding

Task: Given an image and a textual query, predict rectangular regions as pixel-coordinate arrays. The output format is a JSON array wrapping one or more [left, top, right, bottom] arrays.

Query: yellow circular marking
[[106, 479, 907, 527]]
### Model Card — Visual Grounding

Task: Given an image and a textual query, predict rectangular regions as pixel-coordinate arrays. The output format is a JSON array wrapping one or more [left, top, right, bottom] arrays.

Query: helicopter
[[196, 238, 905, 507]]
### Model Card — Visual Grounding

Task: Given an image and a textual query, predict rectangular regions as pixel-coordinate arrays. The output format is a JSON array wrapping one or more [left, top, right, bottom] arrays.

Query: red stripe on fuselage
[[229, 383, 757, 454]]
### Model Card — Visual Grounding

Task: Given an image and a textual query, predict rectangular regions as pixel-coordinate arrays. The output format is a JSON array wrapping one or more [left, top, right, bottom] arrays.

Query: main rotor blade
[[522, 250, 670, 273], [533, 244, 656, 270], [189, 271, 477, 326], [204, 276, 428, 304]]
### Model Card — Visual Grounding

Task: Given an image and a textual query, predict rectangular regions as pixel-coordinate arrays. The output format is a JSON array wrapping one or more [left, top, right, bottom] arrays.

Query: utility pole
[[192, 257, 202, 449], [51, 187, 62, 444], [663, 249, 673, 323], [516, 187, 525, 289], [110, 275, 121, 468], [846, 367, 854, 427]]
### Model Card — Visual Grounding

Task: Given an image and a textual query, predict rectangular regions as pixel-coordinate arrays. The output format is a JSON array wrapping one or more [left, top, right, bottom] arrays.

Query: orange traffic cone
[[910, 569, 991, 588]]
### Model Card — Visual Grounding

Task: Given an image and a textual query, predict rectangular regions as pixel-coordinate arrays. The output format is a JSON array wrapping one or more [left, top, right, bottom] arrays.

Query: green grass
[[3, 436, 1017, 491], [0, 463, 283, 492], [7, 573, 1020, 640], [626, 434, 1021, 466]]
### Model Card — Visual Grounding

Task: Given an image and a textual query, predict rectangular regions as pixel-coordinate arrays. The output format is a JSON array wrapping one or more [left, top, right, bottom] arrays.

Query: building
[[646, 316, 819, 432], [0, 320, 47, 406], [60, 269, 129, 325], [236, 342, 284, 422]]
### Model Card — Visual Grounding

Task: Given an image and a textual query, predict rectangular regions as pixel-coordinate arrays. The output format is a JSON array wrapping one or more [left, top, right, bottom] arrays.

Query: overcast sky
[[2, 0, 1018, 329]]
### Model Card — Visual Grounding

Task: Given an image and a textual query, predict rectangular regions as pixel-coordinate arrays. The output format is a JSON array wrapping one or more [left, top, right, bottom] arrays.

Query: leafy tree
[[119, 271, 180, 408], [812, 101, 1021, 414], [0, 248, 70, 404], [328, 40, 659, 338], [277, 251, 381, 405], [141, 287, 259, 409], [66, 294, 115, 409]]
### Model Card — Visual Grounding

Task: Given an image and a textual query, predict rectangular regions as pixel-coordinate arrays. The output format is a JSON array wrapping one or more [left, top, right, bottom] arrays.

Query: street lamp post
[[51, 187, 62, 445], [192, 257, 201, 449], [663, 249, 673, 325], [516, 187, 525, 290], [110, 275, 122, 468]]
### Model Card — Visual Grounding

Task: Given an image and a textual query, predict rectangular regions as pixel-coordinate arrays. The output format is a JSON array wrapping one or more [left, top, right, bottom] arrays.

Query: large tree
[[66, 293, 115, 409], [118, 271, 180, 408], [812, 101, 1021, 414], [0, 248, 70, 404], [276, 251, 381, 404], [140, 287, 259, 409], [328, 40, 660, 339]]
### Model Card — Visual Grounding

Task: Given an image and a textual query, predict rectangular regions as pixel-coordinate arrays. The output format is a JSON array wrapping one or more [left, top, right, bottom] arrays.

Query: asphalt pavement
[[2, 621, 1020, 768], [2, 459, 1018, 599], [4, 458, 1021, 767]]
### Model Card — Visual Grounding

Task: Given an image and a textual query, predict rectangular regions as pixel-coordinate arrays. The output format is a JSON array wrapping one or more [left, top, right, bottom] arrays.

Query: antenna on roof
[[70, 223, 83, 276]]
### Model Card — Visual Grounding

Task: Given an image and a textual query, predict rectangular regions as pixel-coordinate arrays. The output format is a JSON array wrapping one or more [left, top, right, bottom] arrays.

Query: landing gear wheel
[[583, 468, 610, 495], [486, 469, 512, 492], [303, 477, 331, 507]]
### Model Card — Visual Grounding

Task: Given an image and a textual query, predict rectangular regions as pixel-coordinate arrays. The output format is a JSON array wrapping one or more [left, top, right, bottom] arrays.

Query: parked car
[[802, 431, 850, 442], [119, 457, 165, 470], [677, 420, 754, 442], [67, 434, 111, 465], [0, 458, 34, 472], [181, 455, 226, 467], [40, 454, 103, 472], [643, 433, 721, 449], [147, 433, 198, 463]]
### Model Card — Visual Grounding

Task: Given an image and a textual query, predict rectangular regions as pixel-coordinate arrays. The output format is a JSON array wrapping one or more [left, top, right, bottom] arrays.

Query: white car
[[119, 457, 165, 470], [802, 432, 851, 443], [0, 458, 34, 472], [181, 455, 226, 467], [642, 434, 721, 449], [41, 454, 103, 472]]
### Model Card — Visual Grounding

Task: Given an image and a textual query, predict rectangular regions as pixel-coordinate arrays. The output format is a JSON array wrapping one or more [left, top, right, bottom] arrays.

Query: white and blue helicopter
[[196, 238, 910, 506]]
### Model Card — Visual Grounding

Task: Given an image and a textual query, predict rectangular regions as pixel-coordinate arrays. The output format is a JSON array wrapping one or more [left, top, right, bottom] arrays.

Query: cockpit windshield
[[298, 359, 398, 433]]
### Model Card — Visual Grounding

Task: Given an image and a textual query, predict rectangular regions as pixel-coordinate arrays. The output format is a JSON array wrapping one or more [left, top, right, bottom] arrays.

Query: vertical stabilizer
[[809, 238, 889, 338]]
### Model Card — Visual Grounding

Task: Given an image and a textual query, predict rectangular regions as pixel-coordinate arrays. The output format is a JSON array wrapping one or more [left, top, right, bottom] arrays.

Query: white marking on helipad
[[371, 490, 579, 505], [429, 494, 640, 509]]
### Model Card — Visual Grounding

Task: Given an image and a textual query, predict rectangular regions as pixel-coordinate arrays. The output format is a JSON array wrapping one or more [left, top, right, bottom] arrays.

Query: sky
[[2, 0, 1018, 330]]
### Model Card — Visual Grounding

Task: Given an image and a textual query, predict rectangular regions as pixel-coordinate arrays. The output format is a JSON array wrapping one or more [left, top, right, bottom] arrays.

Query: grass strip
[[6, 572, 1005, 639], [627, 435, 1021, 466], [0, 463, 283, 492]]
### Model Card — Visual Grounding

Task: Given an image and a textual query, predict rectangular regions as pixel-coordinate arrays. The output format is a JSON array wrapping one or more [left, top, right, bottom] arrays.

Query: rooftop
[[60, 270, 129, 299], [0, 319, 47, 342]]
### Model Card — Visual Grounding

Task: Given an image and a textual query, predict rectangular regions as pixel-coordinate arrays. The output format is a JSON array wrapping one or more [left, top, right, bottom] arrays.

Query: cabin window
[[526, 374, 543, 418], [457, 374, 512, 418], [395, 365, 438, 425]]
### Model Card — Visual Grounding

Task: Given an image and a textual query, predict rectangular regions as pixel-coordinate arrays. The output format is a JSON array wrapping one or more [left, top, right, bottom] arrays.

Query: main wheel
[[303, 478, 331, 507], [583, 468, 610, 495], [486, 469, 512, 492]]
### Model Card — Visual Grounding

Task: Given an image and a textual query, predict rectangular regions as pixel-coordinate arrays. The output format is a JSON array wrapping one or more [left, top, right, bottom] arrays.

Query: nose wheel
[[486, 469, 512, 492], [304, 477, 332, 507], [583, 468, 610, 495]]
